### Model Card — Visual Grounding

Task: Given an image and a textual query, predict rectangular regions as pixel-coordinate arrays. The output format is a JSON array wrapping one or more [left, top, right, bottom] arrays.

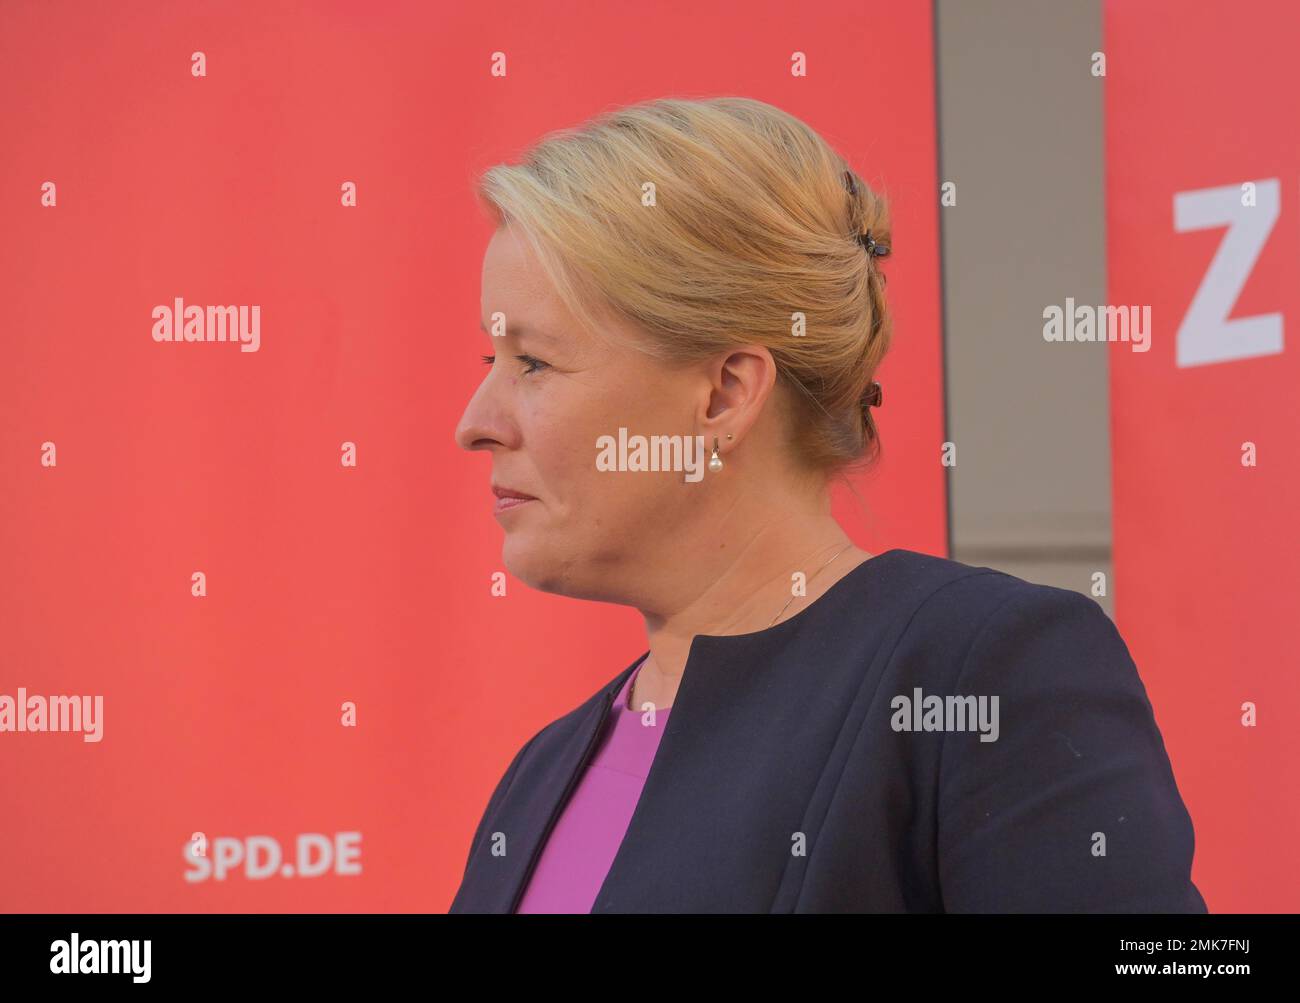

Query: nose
[[454, 377, 511, 453]]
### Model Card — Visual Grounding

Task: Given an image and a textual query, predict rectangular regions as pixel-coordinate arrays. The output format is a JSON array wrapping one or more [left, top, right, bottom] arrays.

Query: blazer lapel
[[476, 657, 643, 913], [590, 629, 801, 912]]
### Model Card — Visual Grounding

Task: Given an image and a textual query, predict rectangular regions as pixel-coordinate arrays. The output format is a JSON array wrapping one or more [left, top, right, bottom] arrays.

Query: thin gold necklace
[[767, 541, 856, 627]]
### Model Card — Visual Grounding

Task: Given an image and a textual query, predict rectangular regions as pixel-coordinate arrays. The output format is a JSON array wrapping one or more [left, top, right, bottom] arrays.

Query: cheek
[[524, 406, 606, 498], [605, 469, 688, 529], [526, 381, 681, 507]]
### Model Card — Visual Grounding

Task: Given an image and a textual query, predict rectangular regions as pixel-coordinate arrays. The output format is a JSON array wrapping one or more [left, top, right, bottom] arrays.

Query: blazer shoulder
[[873, 553, 1120, 686], [924, 571, 1204, 911], [887, 549, 1102, 612], [880, 549, 1089, 623]]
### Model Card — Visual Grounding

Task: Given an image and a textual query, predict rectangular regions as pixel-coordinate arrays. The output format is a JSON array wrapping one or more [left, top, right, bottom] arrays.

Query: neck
[[630, 499, 866, 710]]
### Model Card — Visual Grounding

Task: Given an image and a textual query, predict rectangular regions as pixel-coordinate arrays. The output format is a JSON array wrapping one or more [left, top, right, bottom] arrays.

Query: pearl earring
[[708, 433, 733, 473]]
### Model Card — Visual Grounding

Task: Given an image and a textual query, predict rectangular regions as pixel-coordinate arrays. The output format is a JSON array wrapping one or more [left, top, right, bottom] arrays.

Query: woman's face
[[455, 224, 714, 601]]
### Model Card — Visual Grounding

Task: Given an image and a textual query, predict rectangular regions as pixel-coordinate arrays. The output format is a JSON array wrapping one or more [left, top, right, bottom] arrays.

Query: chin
[[500, 536, 616, 603], [501, 536, 565, 594]]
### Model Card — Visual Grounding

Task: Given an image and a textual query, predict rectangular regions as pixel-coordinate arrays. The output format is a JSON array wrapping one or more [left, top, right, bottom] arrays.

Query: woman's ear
[[699, 344, 777, 441]]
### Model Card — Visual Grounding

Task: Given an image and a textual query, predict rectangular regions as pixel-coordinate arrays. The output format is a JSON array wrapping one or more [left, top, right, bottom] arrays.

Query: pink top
[[515, 656, 669, 913]]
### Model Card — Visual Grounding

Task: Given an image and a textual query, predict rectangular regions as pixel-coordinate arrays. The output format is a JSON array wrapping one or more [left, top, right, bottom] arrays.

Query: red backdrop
[[0, 0, 946, 910], [1105, 0, 1300, 912]]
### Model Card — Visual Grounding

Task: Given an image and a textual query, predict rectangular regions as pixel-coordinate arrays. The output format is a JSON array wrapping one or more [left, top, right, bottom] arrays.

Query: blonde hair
[[475, 96, 893, 479]]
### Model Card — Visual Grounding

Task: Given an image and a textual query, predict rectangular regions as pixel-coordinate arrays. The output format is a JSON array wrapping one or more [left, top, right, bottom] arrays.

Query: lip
[[493, 495, 535, 514], [492, 484, 537, 515]]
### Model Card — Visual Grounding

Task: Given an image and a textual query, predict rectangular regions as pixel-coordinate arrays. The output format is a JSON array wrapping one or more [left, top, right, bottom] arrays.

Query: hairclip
[[858, 231, 890, 257], [861, 380, 883, 409], [843, 171, 891, 258]]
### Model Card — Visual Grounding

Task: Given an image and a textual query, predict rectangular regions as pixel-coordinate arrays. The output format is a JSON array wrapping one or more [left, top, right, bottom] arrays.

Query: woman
[[450, 97, 1206, 913]]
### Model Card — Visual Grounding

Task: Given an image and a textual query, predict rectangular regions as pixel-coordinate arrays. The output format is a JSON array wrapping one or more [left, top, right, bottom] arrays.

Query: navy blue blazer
[[450, 548, 1207, 913]]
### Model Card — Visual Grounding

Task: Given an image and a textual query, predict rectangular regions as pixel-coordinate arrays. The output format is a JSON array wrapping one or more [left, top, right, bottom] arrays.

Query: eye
[[480, 353, 550, 376]]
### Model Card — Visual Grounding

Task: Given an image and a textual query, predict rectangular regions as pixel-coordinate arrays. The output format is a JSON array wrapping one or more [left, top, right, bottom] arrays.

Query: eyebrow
[[479, 319, 558, 345]]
